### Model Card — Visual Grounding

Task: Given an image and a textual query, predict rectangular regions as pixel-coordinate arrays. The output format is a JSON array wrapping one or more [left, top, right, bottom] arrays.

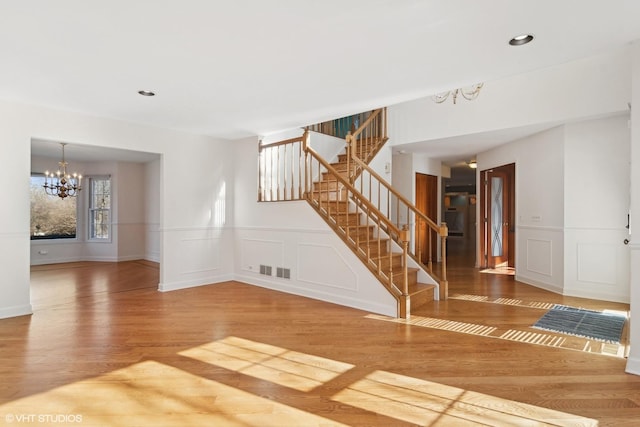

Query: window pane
[[90, 209, 110, 239], [89, 178, 111, 240], [30, 175, 77, 239], [91, 179, 110, 208], [491, 176, 503, 257]]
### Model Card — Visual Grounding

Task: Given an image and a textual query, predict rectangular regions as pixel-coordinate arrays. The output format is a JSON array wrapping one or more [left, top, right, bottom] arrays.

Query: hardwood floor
[[0, 247, 638, 426]]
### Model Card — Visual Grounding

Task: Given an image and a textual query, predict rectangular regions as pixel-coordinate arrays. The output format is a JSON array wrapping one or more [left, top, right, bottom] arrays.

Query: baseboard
[[562, 288, 630, 304], [145, 253, 160, 263], [234, 273, 397, 317], [158, 274, 234, 292], [0, 304, 33, 320], [30, 256, 81, 265], [515, 274, 563, 295], [625, 356, 640, 376]]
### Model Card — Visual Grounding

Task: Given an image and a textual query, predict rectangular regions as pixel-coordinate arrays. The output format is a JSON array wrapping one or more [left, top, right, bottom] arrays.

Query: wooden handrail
[[305, 145, 403, 242], [350, 108, 384, 141], [259, 134, 305, 150], [349, 155, 441, 233]]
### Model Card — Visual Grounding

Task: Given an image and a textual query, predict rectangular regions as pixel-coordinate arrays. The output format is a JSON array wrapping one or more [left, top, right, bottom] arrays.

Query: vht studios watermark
[[5, 413, 83, 423]]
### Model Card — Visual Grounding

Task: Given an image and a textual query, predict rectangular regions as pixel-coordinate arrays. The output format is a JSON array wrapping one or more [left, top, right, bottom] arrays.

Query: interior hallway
[[0, 257, 637, 425]]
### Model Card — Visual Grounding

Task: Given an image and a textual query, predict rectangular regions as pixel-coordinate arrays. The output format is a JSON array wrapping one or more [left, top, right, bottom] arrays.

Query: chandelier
[[432, 83, 483, 104], [43, 143, 82, 199]]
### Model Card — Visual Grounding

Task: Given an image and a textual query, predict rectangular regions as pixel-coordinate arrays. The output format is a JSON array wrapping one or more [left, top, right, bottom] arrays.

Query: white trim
[[158, 274, 233, 292], [0, 304, 33, 320], [516, 225, 564, 232], [515, 274, 563, 294], [626, 357, 640, 376], [234, 274, 396, 317], [234, 225, 331, 234]]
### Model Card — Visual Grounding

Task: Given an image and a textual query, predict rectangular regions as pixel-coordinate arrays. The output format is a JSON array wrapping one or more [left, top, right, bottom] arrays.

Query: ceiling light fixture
[[432, 83, 483, 105], [43, 143, 82, 199], [138, 90, 155, 96], [468, 160, 477, 169], [509, 34, 534, 46]]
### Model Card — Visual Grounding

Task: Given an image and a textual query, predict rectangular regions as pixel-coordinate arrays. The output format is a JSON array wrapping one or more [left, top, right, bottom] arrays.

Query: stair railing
[[345, 107, 387, 182], [258, 133, 307, 202], [347, 153, 449, 298], [306, 111, 371, 139], [303, 137, 411, 301]]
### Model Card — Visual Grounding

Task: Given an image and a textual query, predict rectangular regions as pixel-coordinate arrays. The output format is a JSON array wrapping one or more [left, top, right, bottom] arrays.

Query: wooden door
[[480, 164, 515, 268], [415, 173, 438, 264]]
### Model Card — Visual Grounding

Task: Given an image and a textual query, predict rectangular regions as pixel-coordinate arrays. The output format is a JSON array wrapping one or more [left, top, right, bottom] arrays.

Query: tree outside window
[[30, 175, 77, 239]]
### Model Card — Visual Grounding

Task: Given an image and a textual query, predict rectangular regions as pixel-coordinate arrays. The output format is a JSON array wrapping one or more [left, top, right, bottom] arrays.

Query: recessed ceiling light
[[138, 90, 155, 96], [509, 34, 534, 46]]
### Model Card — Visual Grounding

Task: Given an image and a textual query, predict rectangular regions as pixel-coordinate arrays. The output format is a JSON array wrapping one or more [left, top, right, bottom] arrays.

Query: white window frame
[[88, 176, 112, 242]]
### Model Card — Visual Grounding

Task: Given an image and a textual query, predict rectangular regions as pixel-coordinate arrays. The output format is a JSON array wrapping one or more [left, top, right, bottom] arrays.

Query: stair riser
[[374, 255, 403, 271], [359, 242, 388, 257], [322, 171, 349, 181], [346, 227, 375, 240], [409, 289, 434, 311], [335, 216, 361, 226], [318, 202, 350, 213], [392, 270, 418, 288], [311, 189, 346, 201], [313, 181, 341, 192]]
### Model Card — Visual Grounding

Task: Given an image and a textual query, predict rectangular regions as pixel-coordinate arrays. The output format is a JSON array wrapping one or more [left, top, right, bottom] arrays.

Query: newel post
[[439, 222, 449, 300], [302, 130, 309, 198], [346, 131, 353, 183], [400, 225, 410, 297]]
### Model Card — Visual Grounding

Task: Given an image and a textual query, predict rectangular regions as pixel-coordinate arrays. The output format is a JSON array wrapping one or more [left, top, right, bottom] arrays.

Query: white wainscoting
[[564, 227, 630, 303], [159, 227, 234, 292], [297, 242, 358, 291], [234, 226, 397, 317], [239, 238, 284, 274], [525, 238, 553, 276], [0, 231, 33, 319], [145, 222, 160, 263], [515, 226, 564, 294]]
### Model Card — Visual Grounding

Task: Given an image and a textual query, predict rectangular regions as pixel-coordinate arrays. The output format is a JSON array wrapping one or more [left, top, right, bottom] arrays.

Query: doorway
[[480, 163, 515, 269], [415, 172, 438, 264]]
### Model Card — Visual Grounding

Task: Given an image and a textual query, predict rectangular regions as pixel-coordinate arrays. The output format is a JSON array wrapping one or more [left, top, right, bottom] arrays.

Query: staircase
[[258, 108, 448, 318]]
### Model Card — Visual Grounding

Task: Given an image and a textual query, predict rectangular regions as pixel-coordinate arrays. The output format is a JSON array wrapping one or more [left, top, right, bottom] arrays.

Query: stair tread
[[391, 267, 419, 275], [409, 282, 437, 295]]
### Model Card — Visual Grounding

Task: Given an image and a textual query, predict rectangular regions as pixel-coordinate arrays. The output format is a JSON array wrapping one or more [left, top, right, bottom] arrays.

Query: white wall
[[115, 162, 146, 261], [388, 47, 631, 146], [478, 116, 632, 303], [144, 159, 161, 262], [625, 42, 640, 375], [0, 99, 234, 319], [478, 126, 566, 293], [563, 115, 631, 302], [233, 136, 397, 317]]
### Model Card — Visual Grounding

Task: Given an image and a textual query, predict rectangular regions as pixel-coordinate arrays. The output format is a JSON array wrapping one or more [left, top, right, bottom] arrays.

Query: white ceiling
[[5, 1, 640, 161]]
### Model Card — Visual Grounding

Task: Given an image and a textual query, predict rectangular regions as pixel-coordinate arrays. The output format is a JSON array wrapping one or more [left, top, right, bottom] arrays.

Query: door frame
[[415, 172, 438, 264], [479, 163, 515, 269]]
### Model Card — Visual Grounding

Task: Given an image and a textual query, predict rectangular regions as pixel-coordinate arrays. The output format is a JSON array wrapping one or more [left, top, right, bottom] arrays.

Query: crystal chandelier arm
[[460, 83, 483, 101], [432, 91, 451, 103]]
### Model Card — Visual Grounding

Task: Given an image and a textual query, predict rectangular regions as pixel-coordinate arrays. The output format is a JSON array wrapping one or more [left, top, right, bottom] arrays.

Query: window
[[30, 174, 77, 239], [89, 177, 111, 240]]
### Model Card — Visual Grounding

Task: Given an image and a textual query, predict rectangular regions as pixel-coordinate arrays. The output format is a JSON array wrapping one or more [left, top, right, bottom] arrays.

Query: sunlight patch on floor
[[367, 314, 497, 336], [480, 266, 515, 276], [0, 360, 348, 427], [179, 336, 354, 392], [450, 294, 555, 310], [366, 314, 627, 358], [331, 370, 597, 427]]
